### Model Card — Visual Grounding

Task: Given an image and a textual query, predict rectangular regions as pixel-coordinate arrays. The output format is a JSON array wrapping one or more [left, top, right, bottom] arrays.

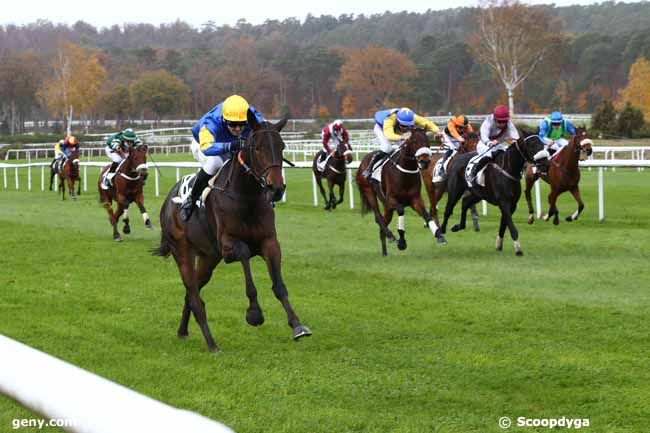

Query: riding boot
[[363, 151, 387, 180], [469, 155, 491, 185], [103, 162, 119, 189], [180, 169, 211, 221], [439, 148, 454, 177]]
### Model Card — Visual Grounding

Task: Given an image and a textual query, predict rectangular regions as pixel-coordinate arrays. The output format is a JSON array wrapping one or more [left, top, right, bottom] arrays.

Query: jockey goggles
[[226, 120, 246, 128]]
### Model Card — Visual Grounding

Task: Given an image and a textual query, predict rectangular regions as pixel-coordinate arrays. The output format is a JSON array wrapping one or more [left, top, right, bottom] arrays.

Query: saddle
[[316, 152, 331, 173], [172, 160, 231, 207], [369, 150, 396, 183]]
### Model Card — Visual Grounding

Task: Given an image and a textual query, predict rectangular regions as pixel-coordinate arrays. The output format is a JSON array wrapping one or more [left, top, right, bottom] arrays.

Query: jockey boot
[[319, 151, 328, 163], [363, 151, 387, 180], [180, 169, 211, 221], [439, 148, 454, 177], [102, 162, 119, 189], [468, 155, 491, 186]]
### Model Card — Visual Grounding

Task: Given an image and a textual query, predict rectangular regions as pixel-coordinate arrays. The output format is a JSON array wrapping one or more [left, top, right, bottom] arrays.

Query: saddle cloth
[[432, 155, 453, 183], [370, 149, 398, 183], [316, 153, 331, 173], [171, 160, 230, 206], [465, 156, 488, 187]]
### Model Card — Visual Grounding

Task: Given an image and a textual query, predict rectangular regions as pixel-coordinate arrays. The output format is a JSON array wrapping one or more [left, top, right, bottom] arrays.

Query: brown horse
[[51, 148, 81, 201], [98, 144, 151, 241], [356, 129, 441, 256], [524, 127, 593, 225], [312, 140, 353, 211], [421, 131, 480, 243], [152, 113, 311, 353]]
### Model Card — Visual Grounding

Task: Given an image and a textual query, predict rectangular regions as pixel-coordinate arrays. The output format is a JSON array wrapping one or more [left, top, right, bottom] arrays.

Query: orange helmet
[[66, 135, 79, 145], [452, 115, 469, 128]]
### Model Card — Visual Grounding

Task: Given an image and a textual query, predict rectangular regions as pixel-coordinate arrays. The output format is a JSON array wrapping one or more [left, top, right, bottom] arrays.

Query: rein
[[238, 129, 284, 189]]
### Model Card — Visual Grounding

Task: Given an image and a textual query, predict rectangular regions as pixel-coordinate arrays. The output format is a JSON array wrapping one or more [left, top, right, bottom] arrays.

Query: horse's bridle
[[237, 129, 284, 188]]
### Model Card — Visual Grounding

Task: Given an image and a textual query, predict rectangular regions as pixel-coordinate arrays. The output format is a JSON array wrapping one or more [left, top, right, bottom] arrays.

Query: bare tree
[[469, 0, 564, 115]]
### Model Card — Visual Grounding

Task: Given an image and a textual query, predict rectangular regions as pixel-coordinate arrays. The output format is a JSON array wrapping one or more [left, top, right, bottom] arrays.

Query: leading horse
[[153, 113, 311, 352], [524, 127, 593, 225], [440, 132, 550, 255], [312, 140, 353, 211], [356, 129, 440, 256], [98, 144, 151, 241]]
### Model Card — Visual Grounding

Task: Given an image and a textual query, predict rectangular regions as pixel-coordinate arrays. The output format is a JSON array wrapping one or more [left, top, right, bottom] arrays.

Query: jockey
[[179, 94, 265, 221], [433, 115, 474, 182], [53, 136, 79, 170], [467, 105, 520, 185], [318, 120, 349, 170], [363, 107, 440, 179], [539, 111, 576, 156], [101, 128, 142, 190]]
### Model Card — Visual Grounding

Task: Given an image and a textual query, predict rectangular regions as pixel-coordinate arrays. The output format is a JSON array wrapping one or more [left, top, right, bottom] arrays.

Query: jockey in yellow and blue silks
[[539, 111, 576, 156], [179, 94, 266, 221], [53, 136, 79, 170], [363, 107, 440, 179]]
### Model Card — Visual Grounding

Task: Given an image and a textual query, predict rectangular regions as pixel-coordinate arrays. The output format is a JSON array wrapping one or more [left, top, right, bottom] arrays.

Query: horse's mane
[[518, 127, 538, 138]]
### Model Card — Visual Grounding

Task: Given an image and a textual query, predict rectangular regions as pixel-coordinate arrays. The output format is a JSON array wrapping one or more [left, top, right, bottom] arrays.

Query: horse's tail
[[150, 233, 172, 258], [358, 181, 371, 216]]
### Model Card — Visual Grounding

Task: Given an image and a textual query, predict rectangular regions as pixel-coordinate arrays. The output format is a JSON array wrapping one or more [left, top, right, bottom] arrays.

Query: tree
[[469, 0, 564, 115], [38, 41, 107, 135], [592, 99, 617, 135], [617, 56, 650, 120], [100, 84, 132, 128], [130, 70, 190, 123], [0, 51, 44, 134], [616, 102, 645, 137], [336, 45, 418, 115]]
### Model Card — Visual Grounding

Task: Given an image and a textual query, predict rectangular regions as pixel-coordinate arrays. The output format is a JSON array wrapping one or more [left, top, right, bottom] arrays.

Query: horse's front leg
[[315, 173, 330, 210], [76, 177, 81, 196], [524, 172, 537, 224], [566, 186, 585, 222], [499, 201, 523, 256], [227, 238, 265, 327], [327, 180, 336, 210], [543, 189, 560, 225], [470, 204, 480, 232], [336, 179, 345, 205], [111, 197, 128, 241], [261, 238, 311, 340], [135, 191, 153, 229], [452, 193, 480, 233], [410, 194, 442, 245], [383, 205, 398, 251], [67, 177, 76, 201]]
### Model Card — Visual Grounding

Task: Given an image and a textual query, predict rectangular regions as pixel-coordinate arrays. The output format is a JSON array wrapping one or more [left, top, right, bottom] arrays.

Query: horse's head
[[402, 128, 432, 169], [460, 131, 479, 153], [519, 132, 551, 173], [129, 143, 149, 176], [68, 147, 80, 165], [243, 111, 287, 202], [573, 127, 593, 161], [334, 140, 353, 164]]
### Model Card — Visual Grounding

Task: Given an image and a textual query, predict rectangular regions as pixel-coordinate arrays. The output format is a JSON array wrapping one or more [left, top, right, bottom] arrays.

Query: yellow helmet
[[222, 95, 249, 122]]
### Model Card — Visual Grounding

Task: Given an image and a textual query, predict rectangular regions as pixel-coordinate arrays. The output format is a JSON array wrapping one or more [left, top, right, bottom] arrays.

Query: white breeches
[[441, 133, 461, 151], [545, 137, 569, 152], [374, 124, 400, 154], [54, 151, 64, 160], [105, 147, 126, 163], [191, 138, 224, 176], [476, 141, 507, 159]]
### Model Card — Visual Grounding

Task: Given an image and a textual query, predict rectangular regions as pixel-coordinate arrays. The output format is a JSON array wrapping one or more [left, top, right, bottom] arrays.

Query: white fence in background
[[0, 334, 234, 433], [1, 159, 647, 222]]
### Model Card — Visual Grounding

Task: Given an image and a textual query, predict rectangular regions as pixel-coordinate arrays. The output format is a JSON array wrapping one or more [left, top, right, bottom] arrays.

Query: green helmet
[[121, 128, 137, 141]]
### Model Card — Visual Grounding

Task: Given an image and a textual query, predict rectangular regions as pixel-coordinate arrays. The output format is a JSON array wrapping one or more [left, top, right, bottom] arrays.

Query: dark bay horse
[[524, 127, 593, 225], [420, 131, 480, 243], [356, 129, 440, 256], [98, 144, 151, 241], [312, 140, 353, 211], [440, 132, 550, 256], [153, 113, 311, 352], [51, 148, 81, 201]]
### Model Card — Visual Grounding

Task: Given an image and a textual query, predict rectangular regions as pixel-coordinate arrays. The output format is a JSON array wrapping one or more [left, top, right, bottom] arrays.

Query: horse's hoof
[[451, 224, 464, 233], [565, 216, 573, 222], [473, 224, 480, 232], [72, 197, 77, 202], [397, 239, 407, 250], [528, 215, 535, 224], [246, 309, 265, 327], [515, 250, 524, 256], [436, 236, 447, 245], [145, 220, 153, 230], [208, 344, 220, 353], [293, 325, 312, 340], [177, 331, 189, 339], [553, 218, 560, 226], [123, 226, 131, 234], [113, 235, 123, 242]]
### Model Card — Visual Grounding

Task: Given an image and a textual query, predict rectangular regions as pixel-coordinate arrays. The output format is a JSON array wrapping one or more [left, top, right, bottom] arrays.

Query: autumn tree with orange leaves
[[336, 45, 418, 116], [617, 57, 650, 120]]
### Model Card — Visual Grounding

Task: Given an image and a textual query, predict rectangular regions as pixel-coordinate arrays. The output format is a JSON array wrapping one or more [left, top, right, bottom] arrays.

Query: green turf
[[1, 167, 649, 433]]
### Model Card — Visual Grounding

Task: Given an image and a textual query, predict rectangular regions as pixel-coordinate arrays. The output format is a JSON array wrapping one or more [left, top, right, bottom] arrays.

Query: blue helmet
[[396, 107, 415, 126], [550, 111, 564, 125]]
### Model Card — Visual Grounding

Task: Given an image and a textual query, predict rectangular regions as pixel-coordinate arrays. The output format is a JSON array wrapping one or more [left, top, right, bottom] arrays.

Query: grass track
[[1, 167, 649, 433]]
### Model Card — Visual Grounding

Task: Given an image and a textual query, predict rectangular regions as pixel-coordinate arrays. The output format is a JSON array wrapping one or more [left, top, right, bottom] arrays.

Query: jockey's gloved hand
[[401, 131, 412, 141], [230, 138, 245, 153]]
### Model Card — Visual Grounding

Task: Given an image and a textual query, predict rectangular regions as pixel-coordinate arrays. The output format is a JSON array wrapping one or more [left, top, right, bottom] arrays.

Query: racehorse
[[524, 127, 593, 225], [356, 129, 440, 256], [98, 143, 151, 241], [440, 132, 550, 256], [311, 140, 353, 211], [420, 131, 480, 243], [51, 147, 81, 201], [152, 113, 311, 352]]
